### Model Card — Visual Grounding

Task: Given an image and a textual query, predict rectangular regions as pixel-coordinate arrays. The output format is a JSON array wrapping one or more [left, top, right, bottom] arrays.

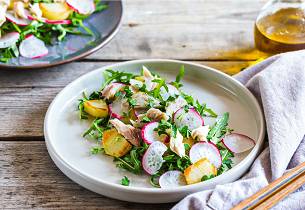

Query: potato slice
[[83, 99, 109, 118], [39, 3, 72, 20], [102, 129, 132, 158], [184, 158, 217, 185]]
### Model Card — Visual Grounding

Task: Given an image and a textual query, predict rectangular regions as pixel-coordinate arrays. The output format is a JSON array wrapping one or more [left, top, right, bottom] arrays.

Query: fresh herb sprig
[[114, 143, 149, 174], [0, 1, 108, 63], [207, 112, 231, 143], [121, 176, 130, 186], [102, 69, 135, 89], [171, 65, 185, 88]]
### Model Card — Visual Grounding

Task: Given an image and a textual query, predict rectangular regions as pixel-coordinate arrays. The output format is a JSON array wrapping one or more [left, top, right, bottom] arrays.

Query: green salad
[[78, 66, 256, 188], [0, 0, 107, 62]]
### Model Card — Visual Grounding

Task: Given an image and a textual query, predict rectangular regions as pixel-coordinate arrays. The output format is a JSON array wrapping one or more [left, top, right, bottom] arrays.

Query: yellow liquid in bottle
[[255, 7, 305, 53]]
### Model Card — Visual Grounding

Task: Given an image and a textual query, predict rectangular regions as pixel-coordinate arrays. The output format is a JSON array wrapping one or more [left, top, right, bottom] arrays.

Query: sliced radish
[[160, 84, 180, 101], [142, 141, 167, 175], [174, 107, 204, 131], [222, 133, 255, 153], [45, 19, 71, 24], [141, 122, 169, 144], [189, 142, 222, 168], [66, 0, 95, 15], [19, 35, 48, 59], [159, 171, 186, 188], [0, 32, 20, 49], [6, 11, 31, 26], [109, 98, 129, 119], [165, 96, 187, 117]]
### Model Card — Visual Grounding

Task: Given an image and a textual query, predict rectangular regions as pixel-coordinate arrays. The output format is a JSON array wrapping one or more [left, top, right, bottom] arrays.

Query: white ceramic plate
[[44, 59, 265, 203]]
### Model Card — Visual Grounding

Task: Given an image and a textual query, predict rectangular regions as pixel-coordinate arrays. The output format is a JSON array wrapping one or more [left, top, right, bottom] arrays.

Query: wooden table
[[0, 0, 267, 209]]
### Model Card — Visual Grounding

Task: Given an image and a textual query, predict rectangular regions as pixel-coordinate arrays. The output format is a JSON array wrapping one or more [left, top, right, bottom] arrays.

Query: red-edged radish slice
[[142, 141, 167, 175], [160, 84, 179, 101], [141, 122, 169, 144], [165, 96, 187, 117], [19, 35, 48, 59], [66, 0, 95, 15], [0, 32, 20, 49], [159, 170, 186, 188], [6, 11, 31, 26], [173, 107, 204, 131], [222, 133, 255, 153], [45, 19, 72, 24], [109, 98, 129, 120], [189, 142, 222, 168]]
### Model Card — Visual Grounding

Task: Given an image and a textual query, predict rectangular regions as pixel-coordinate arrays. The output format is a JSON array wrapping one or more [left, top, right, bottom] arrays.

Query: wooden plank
[[87, 0, 268, 60], [0, 61, 250, 138], [0, 141, 173, 209], [0, 61, 250, 88]]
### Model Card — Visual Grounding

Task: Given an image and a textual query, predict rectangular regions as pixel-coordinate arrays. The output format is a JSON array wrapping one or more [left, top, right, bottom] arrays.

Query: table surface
[[0, 0, 268, 209]]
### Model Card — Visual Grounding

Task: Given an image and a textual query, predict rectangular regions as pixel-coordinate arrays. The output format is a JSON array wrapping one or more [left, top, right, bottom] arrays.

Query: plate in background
[[44, 59, 265, 203], [0, 0, 123, 69]]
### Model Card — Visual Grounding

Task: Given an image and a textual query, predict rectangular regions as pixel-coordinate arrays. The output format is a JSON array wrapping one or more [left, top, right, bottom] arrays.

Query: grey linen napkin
[[172, 50, 305, 210]]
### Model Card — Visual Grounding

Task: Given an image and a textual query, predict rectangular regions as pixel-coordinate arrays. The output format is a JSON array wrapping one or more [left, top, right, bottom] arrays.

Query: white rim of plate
[[44, 59, 265, 194]]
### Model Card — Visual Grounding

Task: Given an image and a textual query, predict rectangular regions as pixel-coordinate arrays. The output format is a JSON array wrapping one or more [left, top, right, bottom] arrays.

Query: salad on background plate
[[0, 0, 107, 62], [78, 66, 256, 188]]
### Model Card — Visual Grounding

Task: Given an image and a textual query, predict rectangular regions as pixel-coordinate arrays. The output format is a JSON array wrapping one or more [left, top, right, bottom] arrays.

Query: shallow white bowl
[[44, 59, 265, 203]]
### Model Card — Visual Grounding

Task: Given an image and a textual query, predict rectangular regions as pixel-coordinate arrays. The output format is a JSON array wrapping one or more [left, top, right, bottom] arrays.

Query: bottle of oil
[[255, 0, 305, 53]]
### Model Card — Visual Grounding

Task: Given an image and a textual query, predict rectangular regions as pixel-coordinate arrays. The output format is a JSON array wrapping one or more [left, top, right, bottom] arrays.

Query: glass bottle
[[255, 0, 305, 53]]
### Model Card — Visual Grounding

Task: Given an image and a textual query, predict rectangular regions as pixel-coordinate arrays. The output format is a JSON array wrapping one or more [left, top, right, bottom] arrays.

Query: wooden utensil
[[232, 161, 305, 210]]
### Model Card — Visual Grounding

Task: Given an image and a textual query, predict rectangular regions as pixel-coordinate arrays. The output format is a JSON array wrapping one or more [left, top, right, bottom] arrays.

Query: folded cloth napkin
[[172, 50, 305, 210]]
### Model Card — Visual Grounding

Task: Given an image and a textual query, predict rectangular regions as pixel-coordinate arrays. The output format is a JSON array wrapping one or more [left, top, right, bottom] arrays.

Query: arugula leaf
[[94, 0, 109, 12], [160, 151, 192, 173], [152, 78, 168, 99], [149, 174, 161, 188], [78, 95, 88, 119], [0, 44, 19, 63], [207, 112, 230, 143], [82, 118, 110, 140], [171, 65, 185, 88], [141, 116, 151, 123], [201, 174, 215, 181], [90, 146, 104, 155], [155, 120, 172, 136], [181, 93, 217, 118], [218, 148, 234, 175], [120, 176, 130, 186], [114, 143, 148, 174], [102, 69, 135, 88], [179, 126, 191, 138]]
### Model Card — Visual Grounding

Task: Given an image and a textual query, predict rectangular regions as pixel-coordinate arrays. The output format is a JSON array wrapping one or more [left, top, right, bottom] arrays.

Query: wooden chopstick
[[232, 161, 305, 210]]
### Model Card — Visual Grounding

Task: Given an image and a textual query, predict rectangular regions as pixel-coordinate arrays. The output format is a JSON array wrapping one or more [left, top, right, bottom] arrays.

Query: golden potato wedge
[[102, 129, 132, 158], [83, 100, 109, 118], [184, 158, 217, 185], [39, 3, 72, 20]]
